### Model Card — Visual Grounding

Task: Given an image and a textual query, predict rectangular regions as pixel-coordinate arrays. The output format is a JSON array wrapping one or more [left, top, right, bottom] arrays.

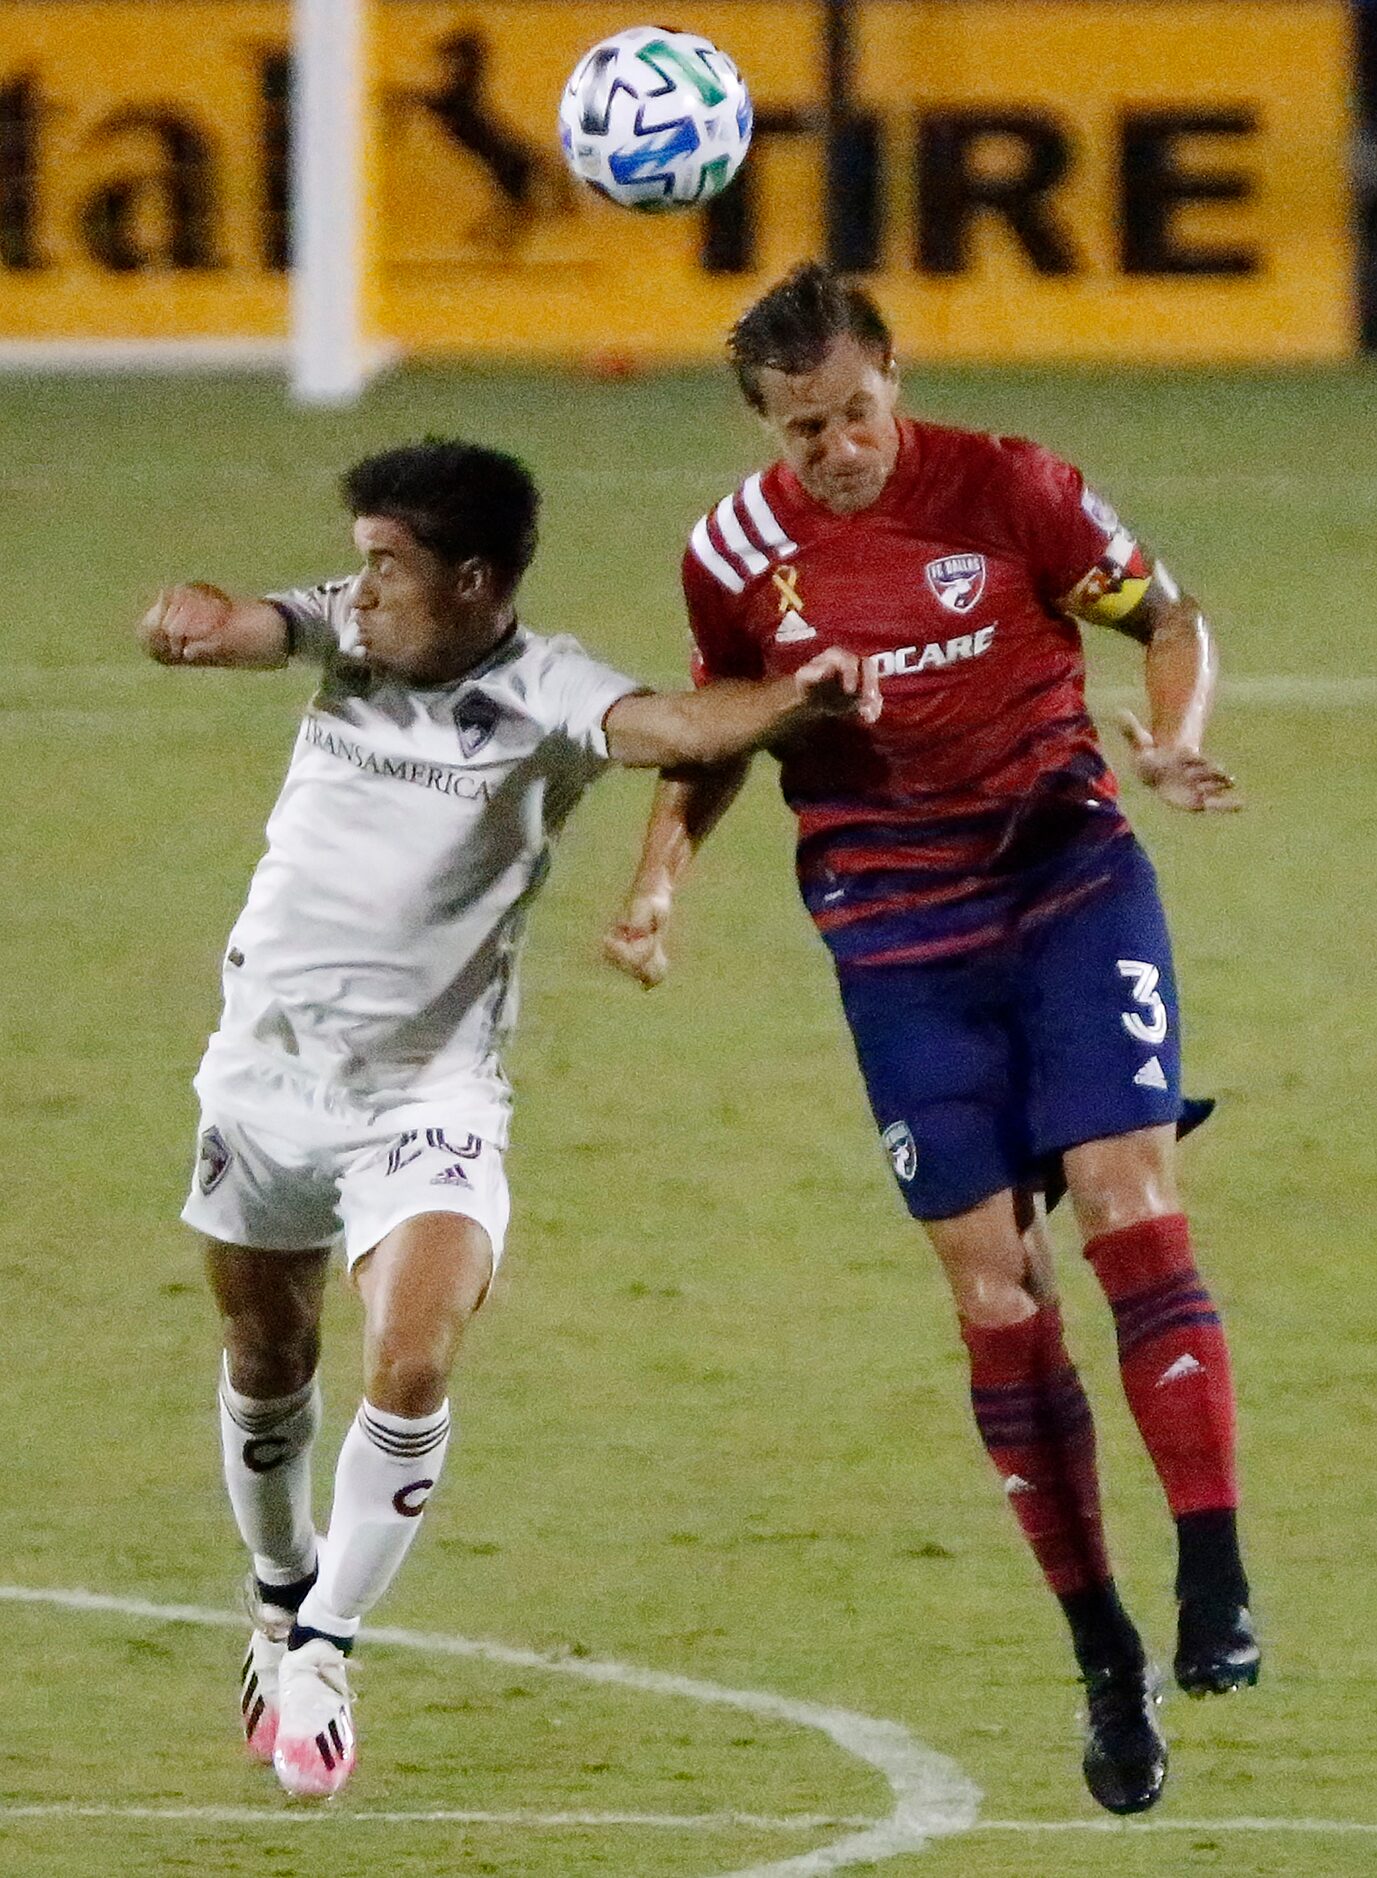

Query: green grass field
[[2, 362, 1375, 1877]]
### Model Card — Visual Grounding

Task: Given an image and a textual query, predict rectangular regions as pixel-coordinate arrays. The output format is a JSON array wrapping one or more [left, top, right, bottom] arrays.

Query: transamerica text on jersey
[[302, 714, 490, 801]]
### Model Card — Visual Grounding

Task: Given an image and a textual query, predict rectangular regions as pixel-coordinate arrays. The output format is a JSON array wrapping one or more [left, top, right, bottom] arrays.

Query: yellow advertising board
[[0, 1, 1353, 360]]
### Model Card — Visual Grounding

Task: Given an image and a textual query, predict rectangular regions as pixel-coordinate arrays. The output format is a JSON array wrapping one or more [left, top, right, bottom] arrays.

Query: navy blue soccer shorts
[[836, 837, 1183, 1221]]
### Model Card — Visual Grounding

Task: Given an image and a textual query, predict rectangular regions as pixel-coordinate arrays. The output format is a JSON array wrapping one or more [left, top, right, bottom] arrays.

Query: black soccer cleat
[[1174, 1601, 1261, 1697], [1081, 1661, 1168, 1816]]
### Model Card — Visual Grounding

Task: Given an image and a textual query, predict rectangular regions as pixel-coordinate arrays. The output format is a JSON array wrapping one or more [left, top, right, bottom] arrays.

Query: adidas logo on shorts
[[1133, 1055, 1168, 1091], [430, 1162, 472, 1186]]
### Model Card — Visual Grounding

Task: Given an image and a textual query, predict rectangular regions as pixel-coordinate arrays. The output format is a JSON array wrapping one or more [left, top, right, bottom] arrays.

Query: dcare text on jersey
[[867, 623, 997, 680]]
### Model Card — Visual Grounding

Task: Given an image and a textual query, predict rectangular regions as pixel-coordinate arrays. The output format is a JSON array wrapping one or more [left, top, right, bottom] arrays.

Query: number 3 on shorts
[[1116, 958, 1168, 1045]]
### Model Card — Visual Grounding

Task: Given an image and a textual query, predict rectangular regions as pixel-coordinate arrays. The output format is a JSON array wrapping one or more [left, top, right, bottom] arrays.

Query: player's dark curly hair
[[728, 261, 894, 412], [342, 439, 539, 589]]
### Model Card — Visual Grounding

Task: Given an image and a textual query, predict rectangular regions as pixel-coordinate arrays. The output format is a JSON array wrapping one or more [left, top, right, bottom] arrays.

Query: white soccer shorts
[[181, 1102, 510, 1270]]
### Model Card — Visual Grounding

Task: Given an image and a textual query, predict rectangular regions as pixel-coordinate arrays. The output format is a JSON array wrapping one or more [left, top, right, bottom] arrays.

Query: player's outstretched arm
[[603, 645, 880, 770], [138, 583, 290, 669], [1111, 580, 1240, 813], [602, 649, 879, 987], [603, 763, 748, 988]]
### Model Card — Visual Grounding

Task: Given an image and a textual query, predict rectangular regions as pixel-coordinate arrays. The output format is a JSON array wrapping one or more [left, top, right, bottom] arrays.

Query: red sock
[[962, 1304, 1112, 1596], [1085, 1213, 1237, 1516]]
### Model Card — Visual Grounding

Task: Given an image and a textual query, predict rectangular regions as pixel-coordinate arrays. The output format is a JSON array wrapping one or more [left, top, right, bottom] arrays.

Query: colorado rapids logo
[[455, 691, 500, 757], [925, 553, 986, 615], [196, 1126, 232, 1194]]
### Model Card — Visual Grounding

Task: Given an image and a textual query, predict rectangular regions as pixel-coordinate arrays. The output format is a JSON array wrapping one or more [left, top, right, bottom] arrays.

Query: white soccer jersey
[[195, 578, 640, 1145]]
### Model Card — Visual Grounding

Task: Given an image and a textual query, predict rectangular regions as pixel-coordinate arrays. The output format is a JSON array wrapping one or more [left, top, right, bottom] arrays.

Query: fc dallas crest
[[925, 553, 986, 615]]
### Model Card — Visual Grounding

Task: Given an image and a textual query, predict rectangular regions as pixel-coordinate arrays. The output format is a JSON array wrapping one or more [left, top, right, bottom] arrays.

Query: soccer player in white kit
[[139, 440, 878, 1799]]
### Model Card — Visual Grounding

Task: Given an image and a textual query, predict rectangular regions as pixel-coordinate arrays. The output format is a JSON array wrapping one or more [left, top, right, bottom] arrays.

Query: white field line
[[4, 1803, 1375, 1842], [0, 339, 401, 373], [0, 1803, 872, 1832], [0, 340, 293, 370], [0, 708, 173, 732], [4, 671, 1376, 723], [3, 467, 1374, 507], [1088, 674, 1377, 710], [7, 665, 149, 683], [0, 1583, 980, 1878], [3, 1587, 1374, 1856], [975, 1818, 1377, 1835], [550, 467, 1377, 501]]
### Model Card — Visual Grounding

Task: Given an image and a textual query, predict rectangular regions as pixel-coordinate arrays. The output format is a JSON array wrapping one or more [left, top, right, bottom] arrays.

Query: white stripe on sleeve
[[689, 515, 746, 593], [740, 472, 798, 556], [1152, 557, 1181, 602], [714, 494, 769, 576]]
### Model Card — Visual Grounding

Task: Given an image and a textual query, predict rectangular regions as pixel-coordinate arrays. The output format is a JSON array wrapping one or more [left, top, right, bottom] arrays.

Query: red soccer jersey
[[683, 418, 1145, 966]]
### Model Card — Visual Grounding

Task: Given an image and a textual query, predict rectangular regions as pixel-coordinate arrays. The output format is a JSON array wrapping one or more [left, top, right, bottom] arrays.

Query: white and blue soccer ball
[[558, 26, 752, 212]]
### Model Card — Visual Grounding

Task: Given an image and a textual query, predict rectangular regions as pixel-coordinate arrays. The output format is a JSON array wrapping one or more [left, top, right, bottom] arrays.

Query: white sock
[[218, 1355, 321, 1588], [297, 1399, 452, 1640]]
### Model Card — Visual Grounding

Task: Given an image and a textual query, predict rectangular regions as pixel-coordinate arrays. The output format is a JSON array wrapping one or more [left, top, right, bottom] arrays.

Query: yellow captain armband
[[1062, 534, 1155, 625]]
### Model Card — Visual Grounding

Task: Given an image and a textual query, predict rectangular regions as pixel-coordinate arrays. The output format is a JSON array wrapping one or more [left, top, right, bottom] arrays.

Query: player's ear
[[451, 556, 491, 604], [751, 397, 783, 442], [874, 353, 900, 415]]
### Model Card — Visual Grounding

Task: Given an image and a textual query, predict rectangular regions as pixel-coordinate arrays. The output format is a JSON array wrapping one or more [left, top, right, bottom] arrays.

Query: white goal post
[[0, 0, 381, 403], [290, 0, 372, 405]]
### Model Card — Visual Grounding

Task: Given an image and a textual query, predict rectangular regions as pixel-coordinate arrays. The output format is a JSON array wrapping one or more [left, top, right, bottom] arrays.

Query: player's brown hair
[[728, 261, 894, 411]]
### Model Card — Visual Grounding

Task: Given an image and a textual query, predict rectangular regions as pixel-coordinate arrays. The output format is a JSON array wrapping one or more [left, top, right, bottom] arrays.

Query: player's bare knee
[[362, 1314, 454, 1412], [205, 1243, 327, 1395], [365, 1337, 453, 1418], [223, 1321, 319, 1398], [953, 1270, 1040, 1330], [1073, 1176, 1179, 1241], [925, 1200, 1039, 1329], [1065, 1129, 1181, 1241], [219, 1290, 321, 1394]]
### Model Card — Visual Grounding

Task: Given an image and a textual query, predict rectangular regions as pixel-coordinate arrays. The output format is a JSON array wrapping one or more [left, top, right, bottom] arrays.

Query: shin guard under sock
[[1085, 1214, 1239, 1518], [962, 1306, 1115, 1600]]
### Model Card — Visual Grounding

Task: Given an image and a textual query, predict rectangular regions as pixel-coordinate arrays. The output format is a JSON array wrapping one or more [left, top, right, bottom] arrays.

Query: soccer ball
[[557, 26, 752, 212]]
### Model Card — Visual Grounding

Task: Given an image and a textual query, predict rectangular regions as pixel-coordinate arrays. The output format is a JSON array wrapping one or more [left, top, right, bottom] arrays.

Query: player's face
[[351, 516, 495, 683], [756, 336, 900, 514]]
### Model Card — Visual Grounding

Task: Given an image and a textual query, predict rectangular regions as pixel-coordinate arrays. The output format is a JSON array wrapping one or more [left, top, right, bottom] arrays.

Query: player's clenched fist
[[791, 646, 883, 724], [602, 885, 673, 989], [138, 582, 234, 664]]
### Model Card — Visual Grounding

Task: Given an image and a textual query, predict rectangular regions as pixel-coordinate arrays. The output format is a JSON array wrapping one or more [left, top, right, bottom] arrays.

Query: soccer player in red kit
[[605, 263, 1258, 1816]]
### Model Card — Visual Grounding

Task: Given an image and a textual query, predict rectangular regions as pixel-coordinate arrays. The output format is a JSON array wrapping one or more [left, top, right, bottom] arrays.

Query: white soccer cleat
[[240, 1594, 293, 1764], [272, 1637, 357, 1797]]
